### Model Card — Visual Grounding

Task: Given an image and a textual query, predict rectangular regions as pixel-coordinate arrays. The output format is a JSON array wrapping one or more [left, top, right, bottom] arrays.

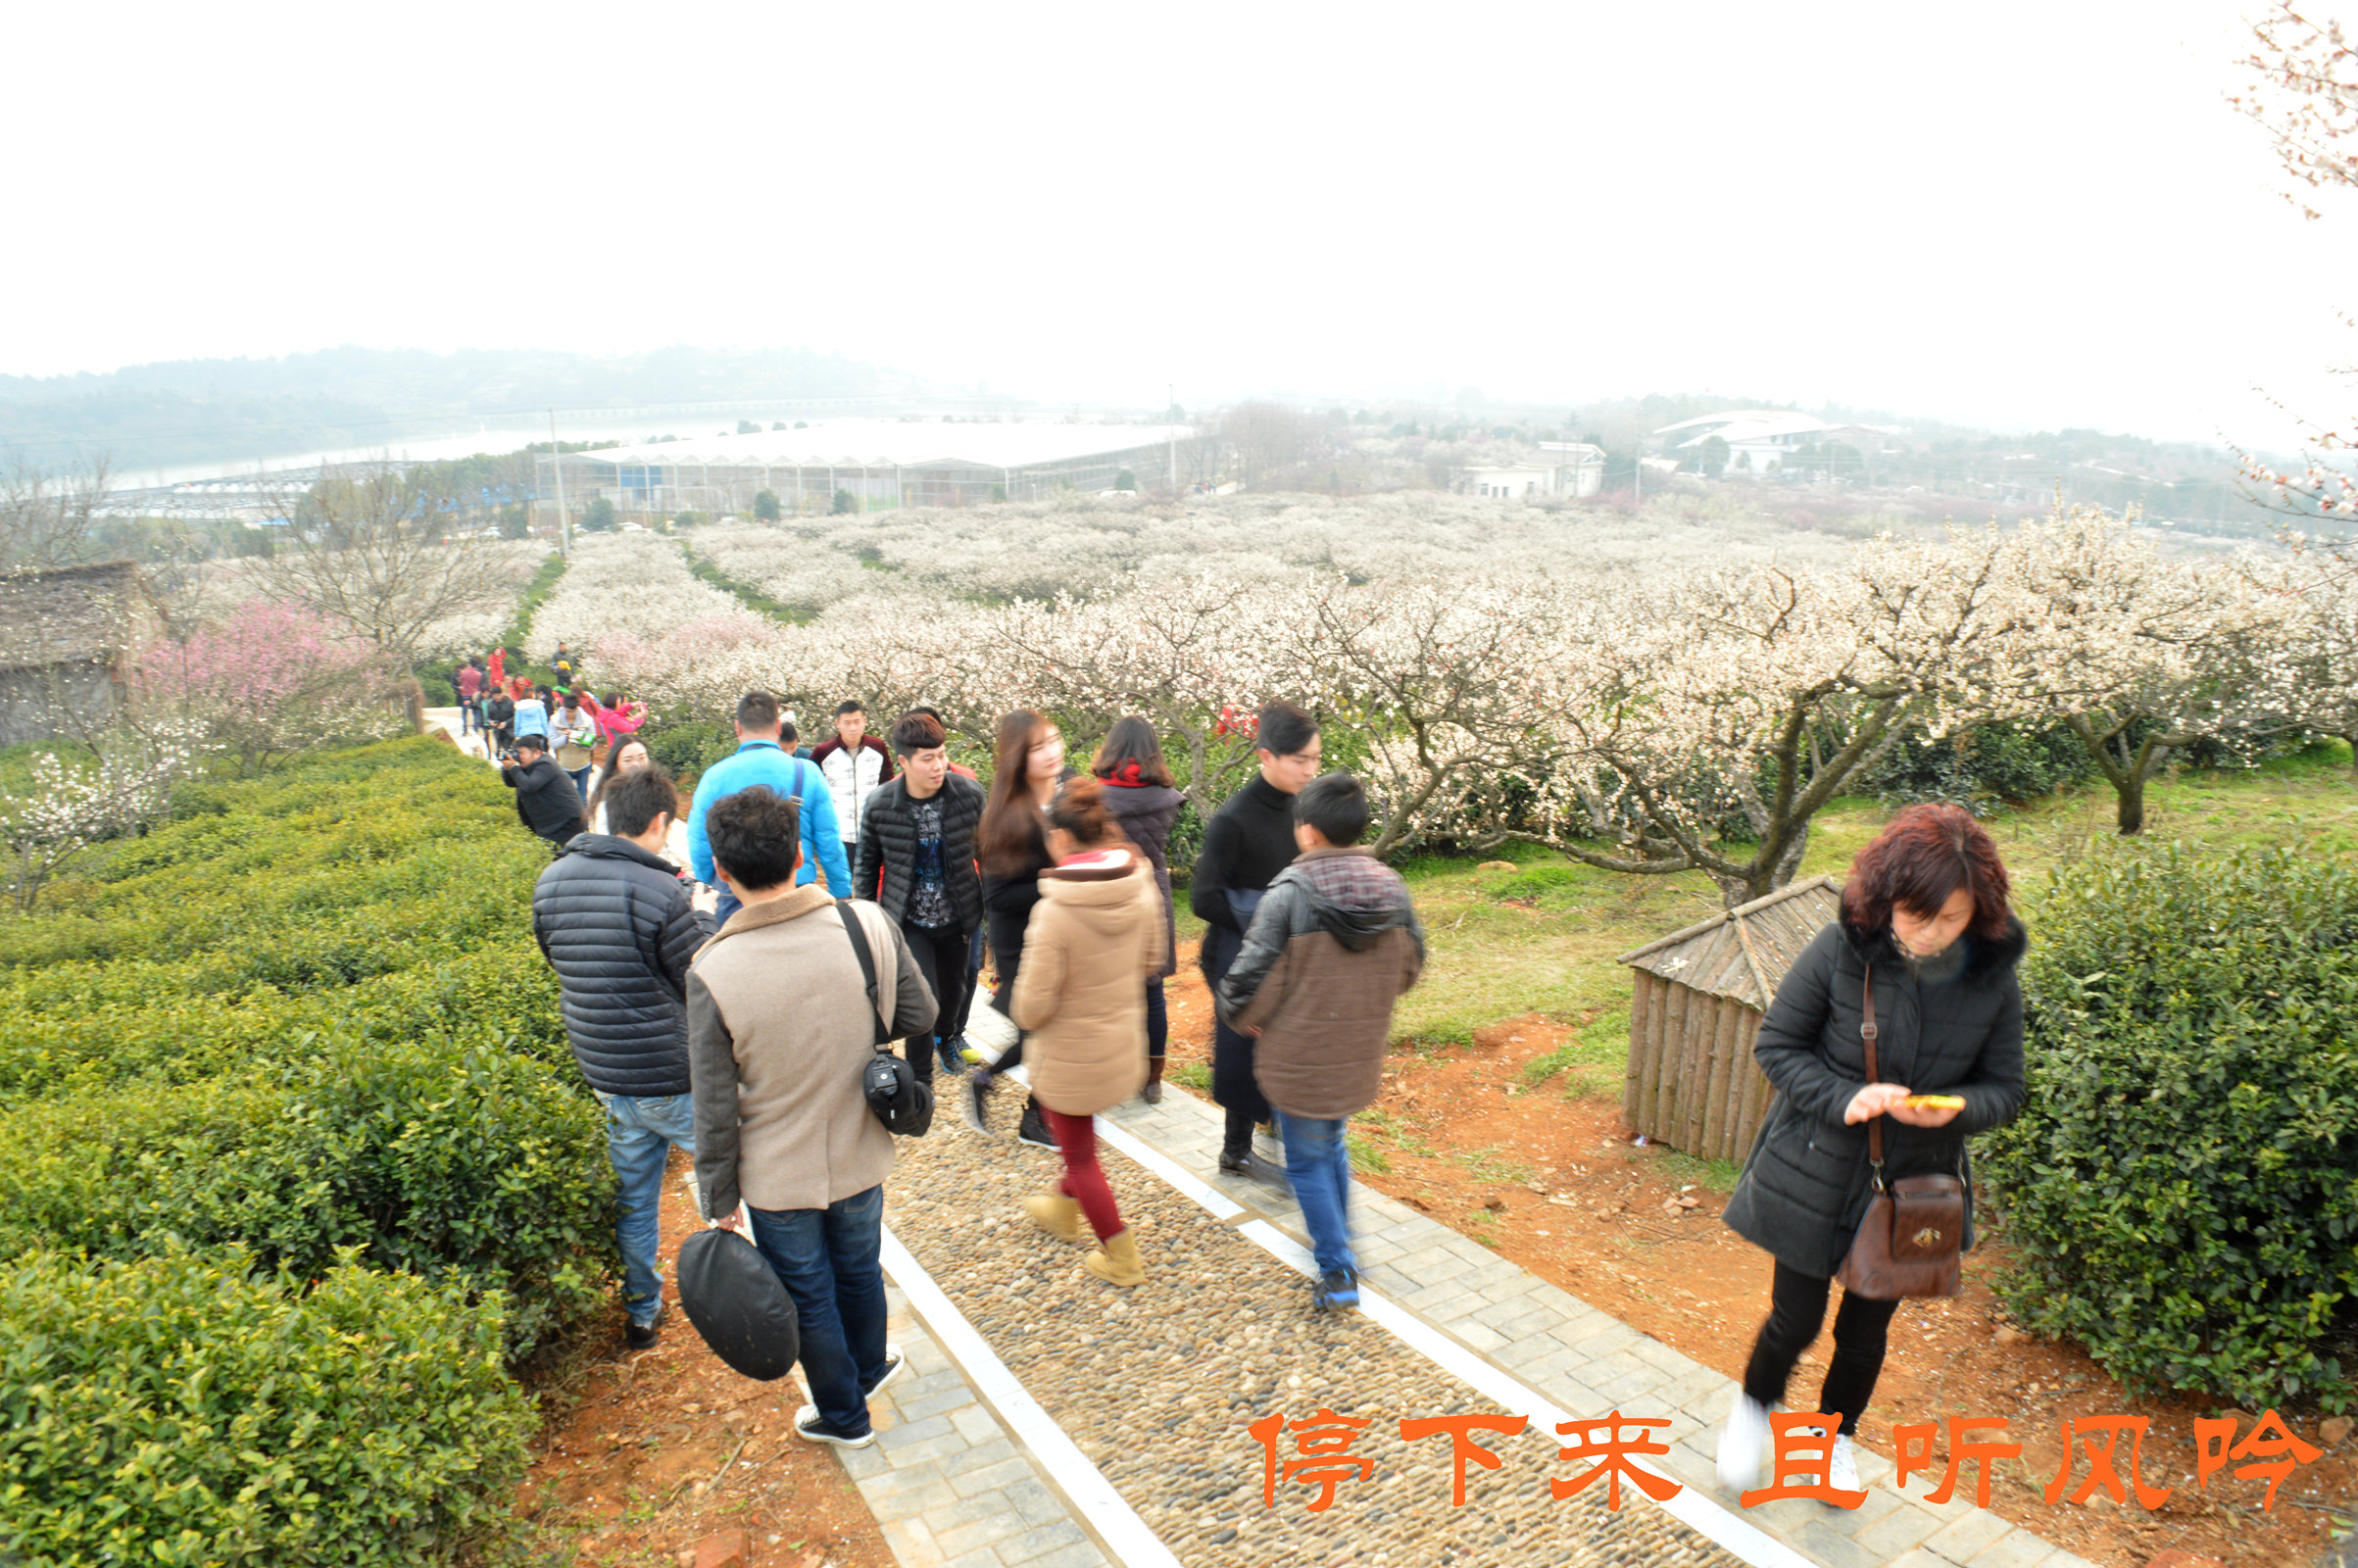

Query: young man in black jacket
[[855, 710, 986, 1102], [531, 764, 717, 1346], [503, 733, 585, 853], [1189, 700, 1322, 1187]]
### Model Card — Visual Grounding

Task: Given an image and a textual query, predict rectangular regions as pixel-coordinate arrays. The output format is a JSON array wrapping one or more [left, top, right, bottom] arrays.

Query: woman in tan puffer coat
[[1008, 777, 1166, 1286]]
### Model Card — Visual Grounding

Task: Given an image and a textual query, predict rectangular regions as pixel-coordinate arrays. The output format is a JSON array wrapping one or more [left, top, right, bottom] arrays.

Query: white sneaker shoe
[[1827, 1433, 1861, 1496], [1715, 1394, 1770, 1491]]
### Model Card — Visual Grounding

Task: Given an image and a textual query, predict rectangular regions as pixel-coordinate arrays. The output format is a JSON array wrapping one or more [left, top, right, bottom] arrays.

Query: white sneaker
[[1827, 1433, 1861, 1496], [1716, 1394, 1770, 1491]]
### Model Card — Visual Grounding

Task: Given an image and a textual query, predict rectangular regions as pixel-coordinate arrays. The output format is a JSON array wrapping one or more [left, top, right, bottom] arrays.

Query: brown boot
[[1023, 1193, 1086, 1244], [1141, 1054, 1165, 1104], [1082, 1226, 1145, 1288]]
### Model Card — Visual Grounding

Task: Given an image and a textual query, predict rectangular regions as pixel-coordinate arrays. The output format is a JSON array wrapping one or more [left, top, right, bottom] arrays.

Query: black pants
[[898, 917, 971, 1088], [955, 923, 985, 1040], [1741, 1260, 1899, 1437], [1145, 976, 1167, 1060], [1200, 924, 1269, 1157]]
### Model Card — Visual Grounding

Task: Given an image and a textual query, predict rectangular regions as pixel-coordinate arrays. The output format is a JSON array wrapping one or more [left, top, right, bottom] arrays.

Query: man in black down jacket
[[855, 710, 985, 1093], [531, 762, 717, 1347], [503, 733, 584, 853]]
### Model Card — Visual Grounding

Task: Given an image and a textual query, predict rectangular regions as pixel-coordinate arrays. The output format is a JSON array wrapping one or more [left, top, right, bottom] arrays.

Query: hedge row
[[0, 1246, 533, 1566], [1985, 843, 2358, 1411], [0, 737, 610, 1566]]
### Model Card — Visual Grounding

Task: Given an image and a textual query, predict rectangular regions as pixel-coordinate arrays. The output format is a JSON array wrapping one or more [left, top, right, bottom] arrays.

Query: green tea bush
[[0, 735, 608, 1560], [0, 1246, 533, 1567], [0, 1033, 614, 1354], [1983, 844, 2358, 1410], [0, 959, 564, 1102]]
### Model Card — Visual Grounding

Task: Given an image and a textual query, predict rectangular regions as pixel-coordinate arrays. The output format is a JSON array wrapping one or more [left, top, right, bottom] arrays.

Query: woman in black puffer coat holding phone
[[1717, 805, 2028, 1497]]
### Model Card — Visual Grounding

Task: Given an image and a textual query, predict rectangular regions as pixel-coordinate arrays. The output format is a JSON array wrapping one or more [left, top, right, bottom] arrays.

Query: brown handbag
[[1835, 961, 1965, 1299]]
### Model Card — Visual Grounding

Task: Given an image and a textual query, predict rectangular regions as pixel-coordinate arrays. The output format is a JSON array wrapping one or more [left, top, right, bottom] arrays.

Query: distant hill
[[0, 346, 929, 471]]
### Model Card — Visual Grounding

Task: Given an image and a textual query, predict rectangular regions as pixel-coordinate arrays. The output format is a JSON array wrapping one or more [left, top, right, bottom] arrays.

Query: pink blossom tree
[[136, 602, 406, 774]]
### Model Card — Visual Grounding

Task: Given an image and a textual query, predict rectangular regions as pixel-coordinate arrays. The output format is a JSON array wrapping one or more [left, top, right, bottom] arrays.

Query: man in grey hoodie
[[1216, 771, 1425, 1311]]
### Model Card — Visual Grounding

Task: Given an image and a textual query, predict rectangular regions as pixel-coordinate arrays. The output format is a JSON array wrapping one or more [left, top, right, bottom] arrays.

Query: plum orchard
[[542, 507, 2343, 905]]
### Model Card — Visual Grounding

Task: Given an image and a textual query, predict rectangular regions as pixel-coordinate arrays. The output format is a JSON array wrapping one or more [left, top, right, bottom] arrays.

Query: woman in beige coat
[[1008, 777, 1166, 1286]]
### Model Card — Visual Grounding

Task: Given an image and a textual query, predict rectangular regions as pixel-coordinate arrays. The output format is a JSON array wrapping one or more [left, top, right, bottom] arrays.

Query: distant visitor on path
[[511, 679, 550, 745], [1217, 770, 1425, 1312], [552, 690, 600, 800], [1009, 777, 1166, 1287], [456, 658, 482, 733], [1192, 700, 1323, 1190], [687, 785, 936, 1449], [530, 763, 714, 1348], [811, 700, 896, 869], [1717, 803, 2028, 1499], [1092, 715, 1184, 1105]]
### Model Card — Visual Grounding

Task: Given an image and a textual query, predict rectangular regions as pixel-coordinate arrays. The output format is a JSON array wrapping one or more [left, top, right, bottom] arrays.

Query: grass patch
[[1655, 1150, 1744, 1194], [1455, 1145, 1538, 1187], [1354, 1108, 1436, 1160], [1522, 1005, 1631, 1086], [1369, 757, 2358, 1113], [1167, 1061, 1211, 1092], [1345, 1132, 1390, 1174]]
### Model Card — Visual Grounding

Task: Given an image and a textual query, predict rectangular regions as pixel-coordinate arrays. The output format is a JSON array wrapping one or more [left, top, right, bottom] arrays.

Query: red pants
[[1042, 1107, 1123, 1241]]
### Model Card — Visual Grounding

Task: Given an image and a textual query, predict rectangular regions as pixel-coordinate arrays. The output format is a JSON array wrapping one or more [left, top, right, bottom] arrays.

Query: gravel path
[[883, 1093, 1750, 1568]]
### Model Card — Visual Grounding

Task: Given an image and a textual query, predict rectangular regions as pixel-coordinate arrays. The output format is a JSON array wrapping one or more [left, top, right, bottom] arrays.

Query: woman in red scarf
[[1090, 716, 1185, 1102]]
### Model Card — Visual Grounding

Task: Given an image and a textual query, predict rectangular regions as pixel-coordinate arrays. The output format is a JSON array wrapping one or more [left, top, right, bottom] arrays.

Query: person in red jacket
[[456, 659, 483, 734]]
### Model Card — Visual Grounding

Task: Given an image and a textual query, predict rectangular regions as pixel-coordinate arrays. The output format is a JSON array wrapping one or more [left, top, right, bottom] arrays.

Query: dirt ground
[[1161, 946, 2356, 1568], [514, 950, 2349, 1568], [518, 1167, 896, 1568]]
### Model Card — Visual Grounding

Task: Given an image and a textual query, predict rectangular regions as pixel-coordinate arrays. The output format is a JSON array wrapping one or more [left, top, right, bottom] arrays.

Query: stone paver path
[[847, 1281, 1112, 1568], [884, 1090, 1748, 1568], [889, 994, 2102, 1568]]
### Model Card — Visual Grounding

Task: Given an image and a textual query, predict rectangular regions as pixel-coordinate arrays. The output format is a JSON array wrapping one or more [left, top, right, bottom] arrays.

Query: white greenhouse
[[537, 420, 1197, 519]]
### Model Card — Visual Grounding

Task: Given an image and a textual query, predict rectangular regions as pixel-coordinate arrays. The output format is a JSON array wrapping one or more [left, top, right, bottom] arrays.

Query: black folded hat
[[676, 1228, 800, 1381]]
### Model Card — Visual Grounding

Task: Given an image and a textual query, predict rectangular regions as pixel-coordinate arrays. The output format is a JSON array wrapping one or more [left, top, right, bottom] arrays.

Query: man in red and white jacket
[[809, 701, 896, 871]]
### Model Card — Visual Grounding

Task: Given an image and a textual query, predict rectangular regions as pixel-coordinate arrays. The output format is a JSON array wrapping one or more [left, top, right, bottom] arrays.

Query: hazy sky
[[6, 2, 2352, 444]]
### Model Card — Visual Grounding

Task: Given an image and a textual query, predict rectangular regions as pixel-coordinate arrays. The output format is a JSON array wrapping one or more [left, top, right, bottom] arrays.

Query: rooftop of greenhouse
[[565, 420, 1196, 471]]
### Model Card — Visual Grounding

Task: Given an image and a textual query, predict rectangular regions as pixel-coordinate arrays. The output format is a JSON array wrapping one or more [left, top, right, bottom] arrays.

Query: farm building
[[536, 420, 1199, 518], [1456, 441, 1606, 499], [0, 562, 166, 748], [1614, 874, 1842, 1164], [1652, 411, 1903, 474]]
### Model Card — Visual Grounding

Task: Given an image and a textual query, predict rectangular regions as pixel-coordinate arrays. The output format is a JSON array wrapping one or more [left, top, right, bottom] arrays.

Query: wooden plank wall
[[1622, 977, 1778, 1163]]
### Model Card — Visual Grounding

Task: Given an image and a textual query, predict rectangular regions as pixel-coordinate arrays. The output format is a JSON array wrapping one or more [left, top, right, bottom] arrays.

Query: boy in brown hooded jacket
[[1215, 771, 1425, 1311]]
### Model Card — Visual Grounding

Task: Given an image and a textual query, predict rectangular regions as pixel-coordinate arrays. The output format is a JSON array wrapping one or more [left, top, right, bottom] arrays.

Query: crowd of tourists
[[503, 656, 2029, 1490]]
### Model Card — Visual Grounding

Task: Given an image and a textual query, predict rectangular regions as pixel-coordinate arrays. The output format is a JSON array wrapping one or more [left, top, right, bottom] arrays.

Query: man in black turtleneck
[[1190, 700, 1323, 1186]]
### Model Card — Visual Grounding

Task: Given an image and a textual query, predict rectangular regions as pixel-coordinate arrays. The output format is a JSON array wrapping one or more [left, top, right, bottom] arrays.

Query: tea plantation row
[[0, 737, 612, 1566]]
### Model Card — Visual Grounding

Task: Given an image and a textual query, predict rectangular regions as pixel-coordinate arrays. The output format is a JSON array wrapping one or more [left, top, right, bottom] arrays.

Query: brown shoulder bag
[[1835, 962, 1965, 1299]]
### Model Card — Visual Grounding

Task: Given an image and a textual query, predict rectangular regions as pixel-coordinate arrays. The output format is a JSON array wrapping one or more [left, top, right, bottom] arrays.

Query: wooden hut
[[0, 562, 163, 749], [1614, 874, 1842, 1164]]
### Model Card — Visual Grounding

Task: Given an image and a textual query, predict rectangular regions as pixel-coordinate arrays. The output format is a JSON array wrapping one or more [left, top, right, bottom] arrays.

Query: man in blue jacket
[[689, 690, 854, 923]]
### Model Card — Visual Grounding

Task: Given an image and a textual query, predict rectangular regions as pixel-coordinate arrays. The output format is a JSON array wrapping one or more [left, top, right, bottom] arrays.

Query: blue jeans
[[747, 1184, 889, 1435], [594, 1091, 698, 1326], [568, 765, 592, 800], [1274, 1108, 1356, 1277]]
